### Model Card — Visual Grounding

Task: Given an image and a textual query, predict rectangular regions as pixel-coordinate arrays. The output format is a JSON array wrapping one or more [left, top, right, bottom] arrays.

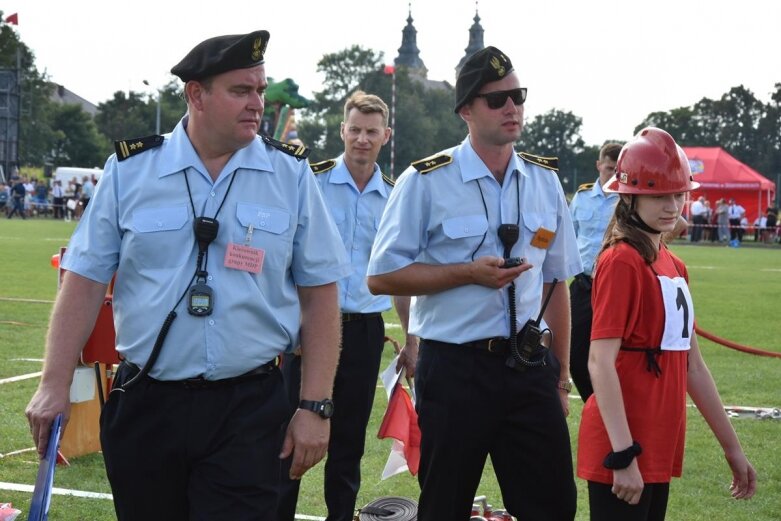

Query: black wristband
[[602, 441, 642, 470]]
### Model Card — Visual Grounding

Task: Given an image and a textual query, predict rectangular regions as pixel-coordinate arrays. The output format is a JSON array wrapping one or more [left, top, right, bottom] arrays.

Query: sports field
[[0, 219, 779, 520]]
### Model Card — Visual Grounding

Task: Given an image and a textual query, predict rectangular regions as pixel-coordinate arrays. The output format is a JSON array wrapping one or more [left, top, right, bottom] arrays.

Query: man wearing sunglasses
[[367, 46, 580, 520]]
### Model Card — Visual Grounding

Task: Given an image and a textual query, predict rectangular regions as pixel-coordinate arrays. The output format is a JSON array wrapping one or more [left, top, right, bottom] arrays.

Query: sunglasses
[[474, 88, 528, 109]]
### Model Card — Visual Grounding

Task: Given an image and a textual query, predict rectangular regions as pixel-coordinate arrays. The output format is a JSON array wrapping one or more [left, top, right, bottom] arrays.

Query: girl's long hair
[[598, 196, 659, 266]]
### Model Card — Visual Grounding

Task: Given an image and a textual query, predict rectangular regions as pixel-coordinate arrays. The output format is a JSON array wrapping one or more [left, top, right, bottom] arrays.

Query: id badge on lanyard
[[657, 275, 694, 351]]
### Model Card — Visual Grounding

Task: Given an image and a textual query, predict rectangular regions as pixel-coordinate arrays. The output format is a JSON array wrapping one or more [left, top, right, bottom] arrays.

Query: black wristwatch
[[603, 441, 643, 470], [299, 398, 334, 419]]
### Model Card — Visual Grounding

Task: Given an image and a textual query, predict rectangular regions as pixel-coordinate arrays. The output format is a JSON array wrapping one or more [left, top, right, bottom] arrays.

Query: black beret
[[454, 46, 514, 113], [171, 30, 270, 82]]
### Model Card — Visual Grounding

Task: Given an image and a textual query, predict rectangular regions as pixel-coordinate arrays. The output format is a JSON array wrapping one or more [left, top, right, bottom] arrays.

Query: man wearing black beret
[[368, 46, 579, 520], [26, 30, 349, 520]]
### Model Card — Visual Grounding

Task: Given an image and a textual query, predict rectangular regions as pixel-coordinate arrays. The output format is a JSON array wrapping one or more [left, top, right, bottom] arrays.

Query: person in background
[[51, 180, 65, 219], [367, 46, 580, 521], [578, 127, 756, 520], [688, 195, 706, 242], [81, 175, 95, 211], [568, 142, 622, 402], [727, 198, 745, 243], [277, 91, 415, 521], [6, 176, 26, 219], [26, 30, 349, 521]]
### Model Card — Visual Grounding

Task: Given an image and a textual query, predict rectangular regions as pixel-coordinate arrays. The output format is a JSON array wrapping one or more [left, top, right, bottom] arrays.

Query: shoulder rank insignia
[[577, 182, 594, 192], [518, 152, 559, 171], [410, 154, 453, 174], [309, 159, 336, 174], [261, 135, 310, 160], [382, 173, 395, 187], [114, 135, 164, 162]]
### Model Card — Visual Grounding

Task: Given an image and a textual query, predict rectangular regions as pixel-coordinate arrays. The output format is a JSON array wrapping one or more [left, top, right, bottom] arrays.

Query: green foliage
[[635, 84, 781, 180], [298, 46, 466, 177], [49, 104, 108, 167], [518, 109, 587, 192]]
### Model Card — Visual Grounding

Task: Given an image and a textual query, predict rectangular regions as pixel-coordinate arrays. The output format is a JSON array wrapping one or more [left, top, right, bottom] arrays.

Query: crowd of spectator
[[2, 174, 98, 220], [685, 194, 779, 244]]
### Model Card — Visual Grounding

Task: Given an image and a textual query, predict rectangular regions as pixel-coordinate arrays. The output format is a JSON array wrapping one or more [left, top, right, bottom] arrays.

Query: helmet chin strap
[[628, 195, 662, 234]]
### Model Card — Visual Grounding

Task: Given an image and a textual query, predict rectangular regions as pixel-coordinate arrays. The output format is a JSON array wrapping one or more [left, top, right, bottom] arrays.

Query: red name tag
[[224, 243, 264, 273]]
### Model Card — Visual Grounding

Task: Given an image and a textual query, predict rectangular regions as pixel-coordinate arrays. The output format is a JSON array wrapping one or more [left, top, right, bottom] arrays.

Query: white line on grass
[[0, 296, 55, 304], [0, 372, 42, 385], [0, 481, 114, 500], [0, 482, 326, 519]]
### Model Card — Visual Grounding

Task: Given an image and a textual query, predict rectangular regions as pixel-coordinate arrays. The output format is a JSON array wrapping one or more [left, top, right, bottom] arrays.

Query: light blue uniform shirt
[[368, 136, 582, 344], [314, 154, 392, 313], [63, 118, 350, 380], [569, 179, 618, 277]]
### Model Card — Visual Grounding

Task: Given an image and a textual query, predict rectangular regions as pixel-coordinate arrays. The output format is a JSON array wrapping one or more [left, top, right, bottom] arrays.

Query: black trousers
[[729, 218, 742, 241], [588, 481, 670, 521], [414, 340, 576, 521], [569, 275, 594, 402], [277, 315, 385, 521], [100, 362, 287, 521]]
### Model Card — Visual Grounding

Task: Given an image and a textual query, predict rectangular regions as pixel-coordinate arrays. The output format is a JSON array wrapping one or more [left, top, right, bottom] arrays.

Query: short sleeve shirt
[[577, 243, 690, 484], [368, 136, 582, 343], [62, 118, 350, 380], [569, 180, 618, 277], [314, 154, 392, 313]]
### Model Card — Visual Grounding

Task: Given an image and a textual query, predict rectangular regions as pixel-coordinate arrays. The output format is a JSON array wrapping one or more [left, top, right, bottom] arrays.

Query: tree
[[518, 109, 586, 192], [0, 13, 56, 167], [634, 84, 780, 180], [95, 80, 185, 141], [49, 104, 107, 167], [299, 46, 466, 177]]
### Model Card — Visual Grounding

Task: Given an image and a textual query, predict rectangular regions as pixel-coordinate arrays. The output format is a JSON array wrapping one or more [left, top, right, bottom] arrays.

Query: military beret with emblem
[[454, 46, 514, 113], [171, 30, 270, 82]]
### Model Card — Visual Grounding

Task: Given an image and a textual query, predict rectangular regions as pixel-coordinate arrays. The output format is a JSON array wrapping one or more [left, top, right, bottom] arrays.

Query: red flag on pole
[[4, 13, 18, 25], [377, 382, 421, 475], [384, 65, 396, 75]]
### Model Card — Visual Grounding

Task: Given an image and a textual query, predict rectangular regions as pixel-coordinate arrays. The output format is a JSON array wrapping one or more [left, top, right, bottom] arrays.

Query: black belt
[[341, 312, 382, 322], [423, 337, 514, 356], [123, 360, 276, 389]]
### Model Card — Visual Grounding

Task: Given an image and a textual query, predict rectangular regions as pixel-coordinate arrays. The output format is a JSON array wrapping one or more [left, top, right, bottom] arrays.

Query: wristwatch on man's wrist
[[557, 378, 573, 393], [299, 398, 334, 419]]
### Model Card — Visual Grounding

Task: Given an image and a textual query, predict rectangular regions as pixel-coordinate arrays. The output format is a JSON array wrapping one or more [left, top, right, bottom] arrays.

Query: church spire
[[394, 3, 428, 77], [456, 1, 485, 76]]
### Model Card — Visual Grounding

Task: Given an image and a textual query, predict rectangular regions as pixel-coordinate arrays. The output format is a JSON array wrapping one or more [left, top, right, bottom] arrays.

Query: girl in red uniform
[[577, 127, 756, 520]]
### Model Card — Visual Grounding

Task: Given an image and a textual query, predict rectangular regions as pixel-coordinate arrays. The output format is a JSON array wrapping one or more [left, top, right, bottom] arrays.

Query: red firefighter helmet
[[605, 127, 700, 194]]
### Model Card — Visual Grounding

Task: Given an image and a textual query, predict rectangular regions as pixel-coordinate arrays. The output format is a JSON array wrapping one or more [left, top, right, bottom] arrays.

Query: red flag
[[377, 382, 421, 475], [4, 13, 18, 25], [384, 65, 396, 75]]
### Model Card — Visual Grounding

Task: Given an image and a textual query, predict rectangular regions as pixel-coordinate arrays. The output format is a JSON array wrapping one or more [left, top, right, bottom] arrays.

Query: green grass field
[[0, 219, 779, 520]]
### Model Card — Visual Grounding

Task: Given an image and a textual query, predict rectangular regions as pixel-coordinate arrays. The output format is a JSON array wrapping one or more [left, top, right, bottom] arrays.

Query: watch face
[[320, 399, 335, 419]]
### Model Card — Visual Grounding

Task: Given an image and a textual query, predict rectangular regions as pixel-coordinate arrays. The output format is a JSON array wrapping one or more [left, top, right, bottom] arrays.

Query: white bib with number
[[657, 275, 694, 351]]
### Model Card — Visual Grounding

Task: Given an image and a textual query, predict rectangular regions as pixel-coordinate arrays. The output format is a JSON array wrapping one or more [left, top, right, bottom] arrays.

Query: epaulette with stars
[[114, 135, 164, 161], [518, 152, 559, 171], [309, 159, 336, 174], [410, 153, 453, 174], [577, 182, 594, 192], [261, 135, 310, 160]]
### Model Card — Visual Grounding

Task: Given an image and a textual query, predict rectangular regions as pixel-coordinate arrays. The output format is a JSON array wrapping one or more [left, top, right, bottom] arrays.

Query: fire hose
[[695, 326, 781, 359], [356, 497, 417, 521]]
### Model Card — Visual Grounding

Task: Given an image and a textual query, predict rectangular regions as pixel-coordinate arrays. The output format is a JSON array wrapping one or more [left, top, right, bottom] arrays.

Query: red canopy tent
[[683, 147, 776, 222]]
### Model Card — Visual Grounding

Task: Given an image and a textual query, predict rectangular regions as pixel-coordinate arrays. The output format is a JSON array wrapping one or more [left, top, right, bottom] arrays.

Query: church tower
[[394, 3, 428, 79], [455, 2, 486, 76]]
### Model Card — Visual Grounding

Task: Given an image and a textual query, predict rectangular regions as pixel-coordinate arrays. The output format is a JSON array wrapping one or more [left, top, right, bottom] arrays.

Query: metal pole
[[155, 91, 161, 135], [390, 69, 396, 179]]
